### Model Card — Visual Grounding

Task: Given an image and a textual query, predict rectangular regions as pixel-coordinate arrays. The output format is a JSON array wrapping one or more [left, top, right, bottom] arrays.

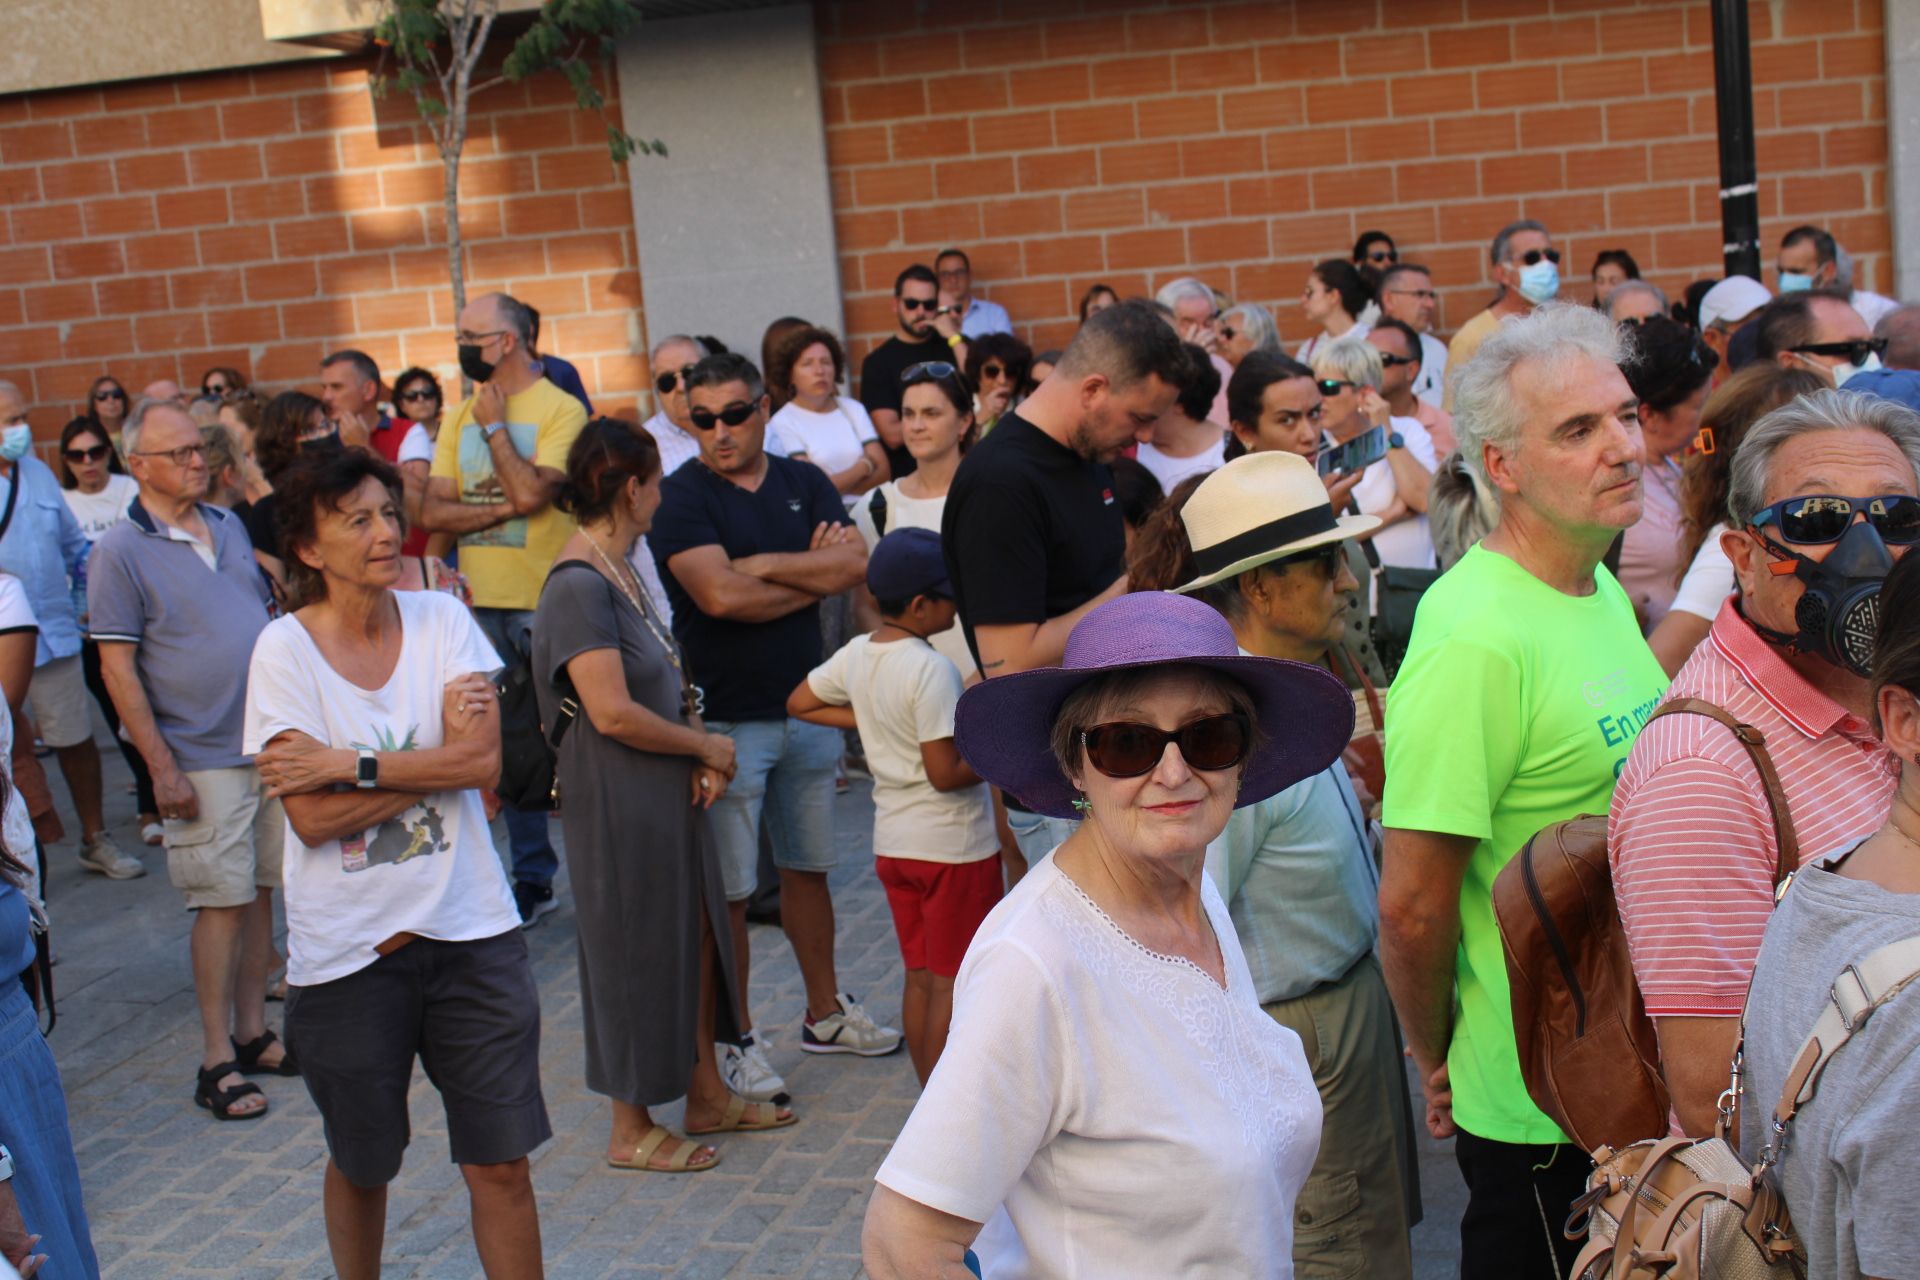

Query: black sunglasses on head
[[688, 402, 758, 432], [1517, 248, 1562, 267], [1081, 713, 1252, 779], [1789, 338, 1887, 366]]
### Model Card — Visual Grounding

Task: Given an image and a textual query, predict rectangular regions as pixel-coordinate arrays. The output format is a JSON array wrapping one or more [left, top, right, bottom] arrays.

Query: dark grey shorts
[[285, 929, 551, 1187]]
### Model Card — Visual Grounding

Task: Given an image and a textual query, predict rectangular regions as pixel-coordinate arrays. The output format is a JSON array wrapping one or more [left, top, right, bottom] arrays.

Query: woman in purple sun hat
[[863, 590, 1353, 1279]]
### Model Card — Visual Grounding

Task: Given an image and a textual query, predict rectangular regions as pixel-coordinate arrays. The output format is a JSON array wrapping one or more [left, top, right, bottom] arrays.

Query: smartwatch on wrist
[[356, 749, 379, 790], [1387, 431, 1406, 450]]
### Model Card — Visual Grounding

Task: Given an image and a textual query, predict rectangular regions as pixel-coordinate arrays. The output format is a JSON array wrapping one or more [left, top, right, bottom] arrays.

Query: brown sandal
[[685, 1093, 796, 1136], [606, 1125, 719, 1173]]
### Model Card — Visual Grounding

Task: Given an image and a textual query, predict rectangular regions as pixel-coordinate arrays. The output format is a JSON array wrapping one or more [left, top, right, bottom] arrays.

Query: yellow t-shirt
[[1442, 309, 1503, 411], [429, 378, 587, 611]]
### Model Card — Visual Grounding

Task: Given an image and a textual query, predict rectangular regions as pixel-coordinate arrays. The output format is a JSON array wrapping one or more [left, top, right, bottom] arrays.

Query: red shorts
[[874, 855, 1003, 978]]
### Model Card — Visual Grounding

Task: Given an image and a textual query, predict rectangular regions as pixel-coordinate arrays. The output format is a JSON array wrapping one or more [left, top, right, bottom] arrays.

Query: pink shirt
[[1610, 598, 1900, 1017], [1410, 399, 1456, 455], [1615, 457, 1685, 629]]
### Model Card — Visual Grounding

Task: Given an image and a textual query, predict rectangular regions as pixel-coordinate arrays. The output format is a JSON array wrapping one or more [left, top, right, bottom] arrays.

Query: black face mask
[[300, 433, 344, 458], [1748, 520, 1895, 677], [458, 344, 496, 384]]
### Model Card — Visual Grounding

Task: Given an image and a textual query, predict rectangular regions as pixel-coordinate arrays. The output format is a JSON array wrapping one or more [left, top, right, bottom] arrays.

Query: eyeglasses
[[63, 445, 111, 464], [1274, 542, 1344, 576], [900, 297, 939, 312], [94, 390, 126, 402], [133, 443, 207, 466], [687, 402, 758, 432], [1750, 494, 1920, 546], [455, 329, 507, 345], [653, 366, 697, 396], [1517, 248, 1562, 267], [1316, 379, 1356, 395], [902, 361, 960, 384], [1788, 338, 1887, 366], [398, 388, 440, 403], [1080, 713, 1252, 779], [1378, 353, 1418, 368]]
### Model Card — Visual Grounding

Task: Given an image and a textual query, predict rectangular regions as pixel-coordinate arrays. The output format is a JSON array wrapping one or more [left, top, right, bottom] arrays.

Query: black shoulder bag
[[1350, 498, 1441, 681], [493, 562, 595, 812]]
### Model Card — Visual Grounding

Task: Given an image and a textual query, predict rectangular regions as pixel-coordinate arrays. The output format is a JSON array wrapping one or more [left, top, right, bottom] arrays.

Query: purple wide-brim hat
[[954, 592, 1355, 819]]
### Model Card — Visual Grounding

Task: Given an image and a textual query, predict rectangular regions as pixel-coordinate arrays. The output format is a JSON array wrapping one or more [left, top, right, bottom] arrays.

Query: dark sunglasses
[[94, 390, 126, 402], [1365, 250, 1398, 265], [1274, 542, 1344, 576], [1219, 325, 1239, 340], [1081, 713, 1251, 779], [980, 364, 1007, 380], [902, 361, 960, 384], [1789, 338, 1887, 366], [398, 388, 440, 403], [1379, 353, 1418, 368], [63, 444, 111, 464], [1750, 493, 1920, 546], [653, 365, 697, 396], [1518, 248, 1562, 267], [1316, 378, 1355, 395], [687, 402, 758, 432], [900, 297, 939, 312]]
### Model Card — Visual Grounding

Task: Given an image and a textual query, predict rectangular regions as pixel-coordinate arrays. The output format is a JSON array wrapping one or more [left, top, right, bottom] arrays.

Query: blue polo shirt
[[87, 500, 273, 769], [0, 455, 88, 666]]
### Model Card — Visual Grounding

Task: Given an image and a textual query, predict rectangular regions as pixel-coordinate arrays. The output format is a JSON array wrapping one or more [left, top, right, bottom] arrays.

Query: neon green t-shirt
[[1382, 544, 1668, 1144], [429, 378, 587, 611]]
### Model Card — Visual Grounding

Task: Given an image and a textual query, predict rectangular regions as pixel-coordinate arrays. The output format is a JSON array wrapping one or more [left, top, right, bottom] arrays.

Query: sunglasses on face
[[900, 297, 939, 312], [688, 402, 758, 432], [653, 365, 698, 396], [1275, 542, 1345, 577], [1516, 248, 1562, 267], [1789, 338, 1887, 366], [64, 444, 111, 464], [1316, 379, 1355, 395], [399, 388, 440, 403], [202, 383, 230, 396], [1080, 713, 1252, 779], [1219, 325, 1239, 340], [1379, 353, 1418, 368], [1750, 493, 1920, 546], [94, 390, 126, 402], [980, 364, 1008, 380], [1365, 250, 1397, 265]]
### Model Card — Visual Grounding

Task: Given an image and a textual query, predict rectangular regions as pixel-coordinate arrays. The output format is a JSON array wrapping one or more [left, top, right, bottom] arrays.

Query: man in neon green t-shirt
[[1381, 303, 1667, 1280]]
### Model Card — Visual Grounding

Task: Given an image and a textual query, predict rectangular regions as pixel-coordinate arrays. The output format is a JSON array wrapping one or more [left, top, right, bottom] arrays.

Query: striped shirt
[[1609, 597, 1900, 1017]]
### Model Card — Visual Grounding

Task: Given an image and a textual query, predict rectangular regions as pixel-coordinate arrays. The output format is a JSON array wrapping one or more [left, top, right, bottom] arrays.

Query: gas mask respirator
[[1750, 520, 1894, 678]]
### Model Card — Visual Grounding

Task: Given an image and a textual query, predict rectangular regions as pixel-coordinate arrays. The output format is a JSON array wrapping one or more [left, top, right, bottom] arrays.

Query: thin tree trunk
[[443, 146, 465, 322]]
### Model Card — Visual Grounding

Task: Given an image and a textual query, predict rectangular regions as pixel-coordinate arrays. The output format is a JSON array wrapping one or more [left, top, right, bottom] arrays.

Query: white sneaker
[[801, 992, 903, 1057], [140, 821, 164, 846], [718, 1032, 790, 1104], [78, 833, 145, 880]]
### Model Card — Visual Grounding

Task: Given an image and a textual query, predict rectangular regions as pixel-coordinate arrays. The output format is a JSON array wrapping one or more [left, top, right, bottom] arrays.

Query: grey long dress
[[532, 560, 741, 1106]]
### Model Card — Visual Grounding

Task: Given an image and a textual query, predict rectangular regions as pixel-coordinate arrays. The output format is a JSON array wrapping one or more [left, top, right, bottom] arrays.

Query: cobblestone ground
[[41, 744, 1466, 1278]]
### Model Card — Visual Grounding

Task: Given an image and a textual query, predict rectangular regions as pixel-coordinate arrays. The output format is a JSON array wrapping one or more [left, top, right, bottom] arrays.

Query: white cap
[[1699, 276, 1772, 329]]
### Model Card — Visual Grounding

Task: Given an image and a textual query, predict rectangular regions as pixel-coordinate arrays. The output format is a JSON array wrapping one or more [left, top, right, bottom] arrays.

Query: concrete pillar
[[1889, 0, 1920, 300], [614, 4, 844, 365]]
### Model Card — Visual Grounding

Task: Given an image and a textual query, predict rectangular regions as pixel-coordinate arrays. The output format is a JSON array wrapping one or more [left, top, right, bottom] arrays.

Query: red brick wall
[[815, 0, 1892, 363], [0, 59, 643, 438]]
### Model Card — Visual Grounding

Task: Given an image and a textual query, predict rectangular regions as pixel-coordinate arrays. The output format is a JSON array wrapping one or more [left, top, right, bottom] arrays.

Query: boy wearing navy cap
[[788, 528, 1002, 1083]]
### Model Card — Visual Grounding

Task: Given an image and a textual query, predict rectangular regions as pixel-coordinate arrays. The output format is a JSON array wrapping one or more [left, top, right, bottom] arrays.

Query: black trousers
[[1455, 1130, 1589, 1280], [80, 638, 156, 816]]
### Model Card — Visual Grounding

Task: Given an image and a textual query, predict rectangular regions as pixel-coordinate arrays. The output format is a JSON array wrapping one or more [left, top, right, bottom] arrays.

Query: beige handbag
[[1566, 928, 1920, 1279]]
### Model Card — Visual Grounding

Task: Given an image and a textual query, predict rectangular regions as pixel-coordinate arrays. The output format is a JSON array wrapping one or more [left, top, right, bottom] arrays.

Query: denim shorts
[[705, 717, 840, 901], [1005, 809, 1078, 868]]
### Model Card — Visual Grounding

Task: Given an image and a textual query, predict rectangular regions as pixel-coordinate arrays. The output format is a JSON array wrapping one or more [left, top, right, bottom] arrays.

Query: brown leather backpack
[[1491, 698, 1800, 1152]]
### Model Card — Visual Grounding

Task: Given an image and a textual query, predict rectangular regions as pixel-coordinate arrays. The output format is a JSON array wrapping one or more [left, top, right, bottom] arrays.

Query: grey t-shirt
[[1740, 857, 1920, 1280]]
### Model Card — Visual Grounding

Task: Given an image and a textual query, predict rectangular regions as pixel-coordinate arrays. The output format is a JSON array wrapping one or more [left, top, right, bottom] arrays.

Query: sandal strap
[[231, 1029, 278, 1064], [632, 1126, 671, 1163]]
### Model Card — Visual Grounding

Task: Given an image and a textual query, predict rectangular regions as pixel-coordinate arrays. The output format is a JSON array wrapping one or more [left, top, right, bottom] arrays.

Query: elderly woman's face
[[792, 342, 838, 402], [1217, 318, 1255, 368], [1067, 667, 1245, 861], [299, 475, 404, 591]]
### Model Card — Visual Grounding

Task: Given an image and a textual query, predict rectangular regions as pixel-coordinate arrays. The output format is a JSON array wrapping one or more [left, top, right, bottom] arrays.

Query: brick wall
[[815, 0, 1891, 364], [0, 59, 643, 437]]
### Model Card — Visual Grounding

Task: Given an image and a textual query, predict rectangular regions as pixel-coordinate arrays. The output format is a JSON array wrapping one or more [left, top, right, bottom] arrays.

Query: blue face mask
[[1778, 270, 1815, 294], [1518, 260, 1560, 305], [0, 425, 32, 463]]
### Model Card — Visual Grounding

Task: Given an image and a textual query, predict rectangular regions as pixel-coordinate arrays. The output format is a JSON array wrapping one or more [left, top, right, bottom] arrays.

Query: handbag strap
[[0, 463, 22, 546], [1328, 643, 1383, 730], [1347, 497, 1382, 572], [1645, 697, 1800, 885], [1763, 933, 1920, 1148]]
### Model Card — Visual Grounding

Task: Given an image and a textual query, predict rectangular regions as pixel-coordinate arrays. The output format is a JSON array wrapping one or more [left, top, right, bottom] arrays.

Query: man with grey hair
[[318, 349, 403, 462], [1875, 302, 1920, 371], [1155, 276, 1233, 422], [420, 290, 588, 926], [1378, 304, 1667, 1278], [1611, 388, 1916, 1135], [1604, 278, 1668, 326], [1377, 263, 1449, 406], [1444, 219, 1560, 409], [92, 396, 284, 1115], [1777, 223, 1899, 328], [0, 379, 137, 878]]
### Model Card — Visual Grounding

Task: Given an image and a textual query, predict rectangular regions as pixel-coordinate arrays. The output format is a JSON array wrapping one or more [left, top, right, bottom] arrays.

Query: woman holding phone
[[1308, 338, 1437, 570]]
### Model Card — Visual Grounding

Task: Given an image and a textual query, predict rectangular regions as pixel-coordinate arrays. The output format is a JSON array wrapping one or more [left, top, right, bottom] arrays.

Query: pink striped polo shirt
[[1610, 597, 1900, 1017]]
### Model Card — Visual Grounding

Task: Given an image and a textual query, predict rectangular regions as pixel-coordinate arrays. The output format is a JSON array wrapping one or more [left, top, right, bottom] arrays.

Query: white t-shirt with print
[[62, 474, 137, 543], [807, 633, 995, 864], [876, 854, 1322, 1277], [849, 482, 974, 675], [1349, 415, 1439, 569], [769, 398, 879, 507], [243, 589, 517, 986]]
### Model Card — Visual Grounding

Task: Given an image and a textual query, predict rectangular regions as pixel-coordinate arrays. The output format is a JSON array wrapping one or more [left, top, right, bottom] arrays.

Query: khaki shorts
[[27, 654, 92, 750], [164, 766, 285, 911]]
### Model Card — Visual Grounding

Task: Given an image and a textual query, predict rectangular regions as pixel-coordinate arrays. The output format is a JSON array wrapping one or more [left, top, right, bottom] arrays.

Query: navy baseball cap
[[867, 527, 951, 601]]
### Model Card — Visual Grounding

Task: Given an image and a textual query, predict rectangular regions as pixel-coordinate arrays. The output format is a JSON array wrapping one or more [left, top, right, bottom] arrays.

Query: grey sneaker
[[801, 992, 903, 1057], [79, 833, 145, 880], [718, 1033, 790, 1105]]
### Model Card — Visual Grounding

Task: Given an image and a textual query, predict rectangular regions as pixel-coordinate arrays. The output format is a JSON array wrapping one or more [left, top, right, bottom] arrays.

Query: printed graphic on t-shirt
[[339, 723, 450, 872], [454, 421, 538, 550]]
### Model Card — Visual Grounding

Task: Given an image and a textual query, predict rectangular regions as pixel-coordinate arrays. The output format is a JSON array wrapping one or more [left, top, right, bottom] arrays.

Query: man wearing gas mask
[[1610, 388, 1920, 1135]]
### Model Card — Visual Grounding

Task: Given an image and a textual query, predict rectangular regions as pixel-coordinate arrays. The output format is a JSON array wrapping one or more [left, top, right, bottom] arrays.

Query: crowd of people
[[0, 211, 1915, 1280]]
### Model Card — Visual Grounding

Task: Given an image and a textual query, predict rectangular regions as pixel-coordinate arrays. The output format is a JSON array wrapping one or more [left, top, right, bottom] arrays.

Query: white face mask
[[1833, 351, 1882, 387]]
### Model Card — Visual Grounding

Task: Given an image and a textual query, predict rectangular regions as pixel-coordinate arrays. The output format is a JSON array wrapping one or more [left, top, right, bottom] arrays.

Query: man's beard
[[1068, 420, 1118, 463]]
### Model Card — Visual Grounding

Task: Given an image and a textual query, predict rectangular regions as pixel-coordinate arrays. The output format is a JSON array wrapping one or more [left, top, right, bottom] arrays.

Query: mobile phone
[[1316, 425, 1389, 478]]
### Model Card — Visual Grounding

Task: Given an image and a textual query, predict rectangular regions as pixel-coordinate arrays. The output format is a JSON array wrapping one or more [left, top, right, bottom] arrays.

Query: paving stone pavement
[[40, 740, 1468, 1278]]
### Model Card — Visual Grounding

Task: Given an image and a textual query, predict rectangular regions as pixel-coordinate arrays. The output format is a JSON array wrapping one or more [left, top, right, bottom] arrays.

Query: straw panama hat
[[1169, 452, 1382, 595]]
